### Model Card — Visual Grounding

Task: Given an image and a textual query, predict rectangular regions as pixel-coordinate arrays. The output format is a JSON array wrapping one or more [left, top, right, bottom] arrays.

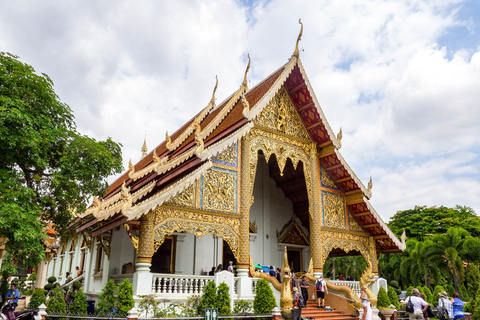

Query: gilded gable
[[321, 166, 338, 189], [322, 191, 346, 230], [163, 183, 196, 209], [253, 86, 312, 142], [348, 211, 367, 234]]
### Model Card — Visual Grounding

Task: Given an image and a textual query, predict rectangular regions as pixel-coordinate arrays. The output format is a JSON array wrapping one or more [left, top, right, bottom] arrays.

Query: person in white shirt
[[404, 288, 428, 320], [227, 261, 234, 273]]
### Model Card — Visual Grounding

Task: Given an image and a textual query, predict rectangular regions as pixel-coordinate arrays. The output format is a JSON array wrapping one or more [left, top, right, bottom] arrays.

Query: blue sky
[[0, 0, 479, 222]]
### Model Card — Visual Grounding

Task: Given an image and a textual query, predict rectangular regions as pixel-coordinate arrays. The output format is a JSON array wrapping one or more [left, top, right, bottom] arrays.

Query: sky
[[1, 0, 479, 223]]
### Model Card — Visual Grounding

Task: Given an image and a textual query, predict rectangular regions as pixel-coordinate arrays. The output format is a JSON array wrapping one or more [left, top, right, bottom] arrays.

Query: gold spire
[[210, 76, 218, 107], [242, 54, 251, 90], [368, 176, 373, 192], [141, 131, 147, 157], [165, 130, 172, 150], [293, 19, 303, 58]]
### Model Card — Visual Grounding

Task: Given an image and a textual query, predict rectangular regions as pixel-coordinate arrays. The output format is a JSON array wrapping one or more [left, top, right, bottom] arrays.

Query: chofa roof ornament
[[293, 18, 303, 58], [242, 54, 251, 90]]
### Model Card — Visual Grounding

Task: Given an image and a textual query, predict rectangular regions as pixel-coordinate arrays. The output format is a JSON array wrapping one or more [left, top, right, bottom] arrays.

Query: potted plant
[[377, 287, 395, 320]]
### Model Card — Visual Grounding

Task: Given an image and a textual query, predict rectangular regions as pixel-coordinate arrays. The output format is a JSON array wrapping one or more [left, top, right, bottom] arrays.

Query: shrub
[[28, 288, 46, 309], [387, 286, 400, 309], [377, 287, 391, 308], [467, 264, 480, 299], [217, 282, 231, 315], [446, 283, 455, 297], [47, 285, 66, 313], [137, 294, 159, 318], [44, 284, 53, 291], [473, 286, 480, 320], [72, 281, 82, 291], [253, 279, 277, 314], [117, 279, 135, 316], [422, 286, 433, 305], [96, 280, 117, 316], [178, 295, 201, 317], [406, 286, 413, 298], [198, 281, 217, 315], [69, 289, 88, 315], [460, 284, 470, 301], [47, 276, 57, 284], [234, 300, 253, 315]]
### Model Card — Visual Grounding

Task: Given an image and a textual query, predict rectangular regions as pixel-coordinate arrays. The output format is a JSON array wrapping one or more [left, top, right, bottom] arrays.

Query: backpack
[[296, 295, 306, 308], [436, 299, 448, 320], [315, 279, 324, 291], [405, 297, 414, 313]]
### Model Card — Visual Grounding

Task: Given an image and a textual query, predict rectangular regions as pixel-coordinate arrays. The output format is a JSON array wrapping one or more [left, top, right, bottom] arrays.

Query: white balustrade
[[251, 278, 260, 294], [330, 280, 361, 295], [151, 273, 214, 296]]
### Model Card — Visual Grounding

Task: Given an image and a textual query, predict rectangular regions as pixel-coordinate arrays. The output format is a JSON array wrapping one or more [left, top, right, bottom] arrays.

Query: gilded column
[[368, 236, 379, 277], [237, 135, 251, 271], [133, 211, 155, 296], [309, 142, 323, 277]]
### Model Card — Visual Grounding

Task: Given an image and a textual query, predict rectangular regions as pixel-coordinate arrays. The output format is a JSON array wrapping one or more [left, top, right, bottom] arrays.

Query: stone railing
[[329, 279, 361, 295], [151, 273, 214, 296], [110, 273, 134, 286]]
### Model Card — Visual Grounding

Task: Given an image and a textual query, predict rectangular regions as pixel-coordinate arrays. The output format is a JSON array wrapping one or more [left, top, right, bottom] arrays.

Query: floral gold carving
[[322, 191, 346, 229], [348, 211, 366, 233], [253, 86, 311, 142], [212, 143, 237, 166], [249, 220, 258, 233], [164, 183, 195, 209], [201, 168, 237, 213], [321, 166, 337, 189]]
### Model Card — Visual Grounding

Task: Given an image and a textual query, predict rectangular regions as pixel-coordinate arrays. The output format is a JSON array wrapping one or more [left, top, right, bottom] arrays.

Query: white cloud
[[0, 0, 479, 220]]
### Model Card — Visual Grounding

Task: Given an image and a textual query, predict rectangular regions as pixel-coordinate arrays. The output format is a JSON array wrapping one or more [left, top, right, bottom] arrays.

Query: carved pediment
[[276, 217, 309, 246], [254, 86, 312, 142]]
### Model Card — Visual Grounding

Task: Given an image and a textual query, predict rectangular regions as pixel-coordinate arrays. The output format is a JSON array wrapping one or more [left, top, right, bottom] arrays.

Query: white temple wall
[[249, 158, 295, 269], [108, 228, 135, 276]]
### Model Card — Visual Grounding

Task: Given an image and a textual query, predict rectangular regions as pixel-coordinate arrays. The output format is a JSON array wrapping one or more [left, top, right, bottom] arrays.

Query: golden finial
[[241, 92, 250, 116], [210, 76, 218, 107], [141, 131, 147, 157], [368, 176, 373, 192], [153, 149, 160, 163], [337, 127, 342, 141], [165, 131, 172, 150], [242, 54, 251, 89], [128, 159, 135, 178], [194, 117, 204, 155], [401, 229, 406, 244], [293, 19, 303, 58]]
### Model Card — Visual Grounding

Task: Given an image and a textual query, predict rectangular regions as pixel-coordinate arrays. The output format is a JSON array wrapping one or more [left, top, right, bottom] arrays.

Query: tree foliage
[[377, 287, 391, 308], [46, 285, 66, 313], [69, 289, 88, 315], [197, 281, 217, 315], [96, 280, 117, 315], [217, 282, 231, 315], [466, 263, 480, 299], [28, 288, 46, 309], [117, 279, 134, 315], [0, 52, 123, 268], [387, 286, 400, 309], [253, 279, 277, 314]]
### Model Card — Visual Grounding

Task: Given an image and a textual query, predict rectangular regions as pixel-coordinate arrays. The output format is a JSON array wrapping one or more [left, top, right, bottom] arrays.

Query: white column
[[132, 263, 153, 296], [36, 260, 48, 289], [235, 268, 253, 300]]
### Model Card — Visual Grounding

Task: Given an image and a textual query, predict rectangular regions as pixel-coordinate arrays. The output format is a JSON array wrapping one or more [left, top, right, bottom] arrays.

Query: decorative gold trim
[[249, 220, 258, 233]]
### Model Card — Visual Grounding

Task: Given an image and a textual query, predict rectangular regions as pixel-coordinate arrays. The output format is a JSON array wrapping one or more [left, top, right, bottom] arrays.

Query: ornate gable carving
[[163, 183, 196, 209], [253, 86, 312, 142], [321, 166, 338, 189], [322, 191, 346, 230], [348, 211, 367, 234], [200, 167, 237, 213], [212, 142, 237, 167], [276, 217, 309, 246]]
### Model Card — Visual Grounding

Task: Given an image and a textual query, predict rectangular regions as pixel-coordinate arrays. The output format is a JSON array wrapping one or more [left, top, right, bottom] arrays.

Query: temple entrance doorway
[[222, 240, 237, 272], [151, 235, 176, 274], [287, 247, 303, 274]]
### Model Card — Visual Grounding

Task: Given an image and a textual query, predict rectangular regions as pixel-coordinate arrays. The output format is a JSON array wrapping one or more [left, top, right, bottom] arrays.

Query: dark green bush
[[28, 288, 46, 309], [95, 280, 117, 316], [47, 276, 57, 284], [46, 285, 66, 313], [387, 286, 400, 309], [69, 289, 88, 315], [432, 285, 446, 307], [117, 279, 134, 316], [197, 281, 217, 315], [377, 287, 391, 308], [460, 284, 470, 301], [406, 286, 413, 297], [422, 286, 433, 305], [253, 279, 276, 314], [1, 271, 10, 302], [44, 284, 53, 291], [234, 300, 253, 315], [217, 282, 231, 315], [72, 281, 82, 291]]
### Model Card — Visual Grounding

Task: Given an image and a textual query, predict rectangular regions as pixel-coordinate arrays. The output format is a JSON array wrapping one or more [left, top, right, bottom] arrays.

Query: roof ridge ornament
[[293, 18, 303, 58], [368, 176, 373, 193], [336, 127, 342, 149], [165, 131, 172, 150], [210, 75, 218, 107], [241, 92, 250, 116], [242, 54, 250, 90], [141, 131, 147, 158], [194, 117, 204, 156]]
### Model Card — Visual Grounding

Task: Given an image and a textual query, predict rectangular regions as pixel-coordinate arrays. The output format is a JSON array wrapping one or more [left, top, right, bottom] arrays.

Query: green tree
[[1, 270, 9, 302], [198, 281, 217, 315], [96, 280, 117, 315], [406, 286, 413, 298], [432, 285, 446, 308], [0, 52, 123, 268], [377, 287, 391, 308], [466, 263, 480, 299], [253, 279, 277, 314], [473, 286, 480, 320], [47, 285, 67, 313], [387, 286, 400, 309], [69, 289, 88, 315], [117, 279, 134, 315], [422, 286, 433, 305], [28, 288, 46, 309], [460, 284, 470, 301], [388, 206, 480, 240], [217, 282, 231, 315]]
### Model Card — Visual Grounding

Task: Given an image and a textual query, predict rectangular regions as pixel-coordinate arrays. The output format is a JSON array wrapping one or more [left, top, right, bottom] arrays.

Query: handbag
[[427, 305, 434, 318], [405, 297, 414, 313], [436, 299, 448, 320]]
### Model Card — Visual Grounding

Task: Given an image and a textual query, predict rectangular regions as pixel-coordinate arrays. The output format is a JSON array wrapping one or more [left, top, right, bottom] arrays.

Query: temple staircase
[[301, 300, 357, 320]]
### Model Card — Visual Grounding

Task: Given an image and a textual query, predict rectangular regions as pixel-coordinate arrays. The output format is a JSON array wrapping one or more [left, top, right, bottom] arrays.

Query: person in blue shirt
[[6, 284, 19, 305]]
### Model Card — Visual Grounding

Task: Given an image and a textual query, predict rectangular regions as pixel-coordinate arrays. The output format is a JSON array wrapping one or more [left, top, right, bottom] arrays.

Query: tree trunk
[[453, 273, 459, 293]]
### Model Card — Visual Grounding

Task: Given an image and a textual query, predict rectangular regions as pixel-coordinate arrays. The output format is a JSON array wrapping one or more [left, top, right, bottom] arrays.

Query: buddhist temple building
[[45, 22, 405, 314]]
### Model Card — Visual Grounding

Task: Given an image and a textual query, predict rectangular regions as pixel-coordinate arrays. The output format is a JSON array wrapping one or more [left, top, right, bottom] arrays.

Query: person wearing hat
[[404, 288, 428, 320], [438, 291, 453, 319], [292, 287, 303, 320]]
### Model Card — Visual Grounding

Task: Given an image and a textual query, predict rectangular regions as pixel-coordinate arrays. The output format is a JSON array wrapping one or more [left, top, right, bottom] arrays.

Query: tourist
[[438, 291, 453, 320], [451, 292, 465, 320], [347, 274, 354, 281], [208, 267, 215, 276], [315, 276, 328, 308], [290, 268, 296, 288], [76, 266, 82, 277], [338, 273, 345, 280], [216, 264, 223, 272], [269, 266, 276, 277], [292, 287, 303, 320], [404, 288, 428, 320], [300, 275, 309, 303], [360, 286, 372, 320], [419, 293, 429, 320], [228, 261, 234, 273], [276, 267, 282, 283], [65, 272, 72, 284]]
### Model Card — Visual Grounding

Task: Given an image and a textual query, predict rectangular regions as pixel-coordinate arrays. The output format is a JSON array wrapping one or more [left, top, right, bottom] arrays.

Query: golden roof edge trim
[[363, 197, 406, 251], [296, 59, 341, 149], [334, 149, 372, 199], [122, 160, 214, 221], [243, 57, 298, 120]]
